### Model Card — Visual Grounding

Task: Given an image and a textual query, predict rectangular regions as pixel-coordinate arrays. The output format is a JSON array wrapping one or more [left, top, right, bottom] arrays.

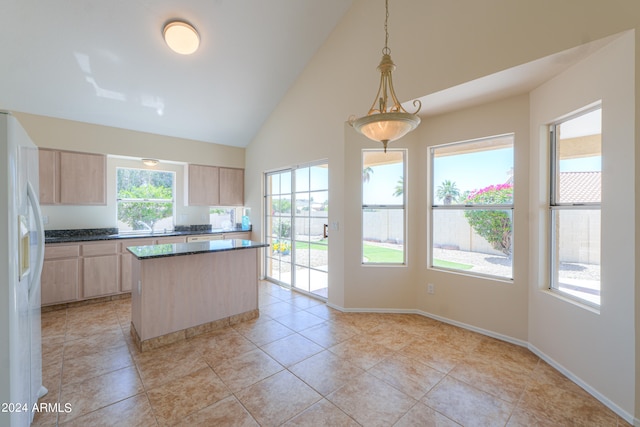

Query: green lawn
[[292, 240, 473, 269]]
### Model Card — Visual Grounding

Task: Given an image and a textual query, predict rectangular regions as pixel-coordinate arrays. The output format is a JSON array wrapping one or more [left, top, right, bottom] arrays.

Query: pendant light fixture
[[349, 0, 421, 152]]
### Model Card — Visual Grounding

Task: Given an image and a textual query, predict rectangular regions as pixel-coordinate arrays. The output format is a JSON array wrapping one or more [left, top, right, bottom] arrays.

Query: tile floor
[[34, 281, 630, 426]]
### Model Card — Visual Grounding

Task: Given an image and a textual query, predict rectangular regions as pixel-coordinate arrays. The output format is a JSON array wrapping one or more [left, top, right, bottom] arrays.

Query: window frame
[[361, 148, 407, 266], [429, 134, 515, 280], [548, 105, 602, 307]]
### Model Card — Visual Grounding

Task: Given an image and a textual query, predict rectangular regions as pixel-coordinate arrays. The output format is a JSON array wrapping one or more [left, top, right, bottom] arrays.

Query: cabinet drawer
[[44, 244, 80, 260], [82, 242, 118, 257]]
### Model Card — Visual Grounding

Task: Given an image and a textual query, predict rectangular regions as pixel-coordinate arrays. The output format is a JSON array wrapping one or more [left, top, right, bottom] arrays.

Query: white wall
[[528, 31, 636, 419]]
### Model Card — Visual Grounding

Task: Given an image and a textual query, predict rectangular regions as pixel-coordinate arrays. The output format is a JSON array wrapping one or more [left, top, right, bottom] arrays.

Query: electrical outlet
[[427, 283, 435, 294], [42, 215, 49, 225]]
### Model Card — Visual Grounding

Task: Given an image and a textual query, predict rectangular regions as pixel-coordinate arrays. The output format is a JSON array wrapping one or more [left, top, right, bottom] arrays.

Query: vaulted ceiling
[[0, 0, 352, 147]]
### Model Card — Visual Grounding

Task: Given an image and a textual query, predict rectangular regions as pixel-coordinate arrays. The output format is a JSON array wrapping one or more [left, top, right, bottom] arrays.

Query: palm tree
[[393, 176, 404, 197], [362, 166, 374, 183], [436, 180, 460, 205]]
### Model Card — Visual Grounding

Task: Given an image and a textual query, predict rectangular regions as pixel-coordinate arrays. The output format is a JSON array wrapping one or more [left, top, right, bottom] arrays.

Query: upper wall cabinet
[[39, 149, 106, 205], [186, 164, 244, 206], [219, 167, 244, 206], [187, 164, 220, 206]]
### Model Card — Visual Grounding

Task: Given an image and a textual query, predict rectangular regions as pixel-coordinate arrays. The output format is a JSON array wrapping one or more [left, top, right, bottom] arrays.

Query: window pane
[[554, 109, 602, 204], [363, 150, 404, 206], [432, 135, 513, 206], [551, 209, 600, 305], [432, 209, 512, 278], [295, 167, 310, 192], [310, 164, 328, 191], [117, 168, 175, 233], [362, 208, 405, 264]]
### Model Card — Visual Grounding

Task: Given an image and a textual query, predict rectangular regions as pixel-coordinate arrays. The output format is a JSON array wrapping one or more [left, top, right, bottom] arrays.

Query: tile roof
[[559, 171, 601, 203]]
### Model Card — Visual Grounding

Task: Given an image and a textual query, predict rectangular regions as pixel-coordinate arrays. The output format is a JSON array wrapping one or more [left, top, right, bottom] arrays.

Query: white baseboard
[[322, 303, 635, 424]]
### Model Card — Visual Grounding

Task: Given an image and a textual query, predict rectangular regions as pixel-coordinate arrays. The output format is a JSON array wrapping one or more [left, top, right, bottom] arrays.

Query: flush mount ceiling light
[[163, 21, 200, 55], [349, 0, 421, 152], [142, 159, 159, 167]]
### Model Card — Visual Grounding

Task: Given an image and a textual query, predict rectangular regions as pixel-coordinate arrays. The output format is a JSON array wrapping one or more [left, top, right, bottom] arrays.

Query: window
[[550, 106, 601, 306], [117, 168, 175, 233], [430, 135, 514, 279], [362, 149, 406, 265]]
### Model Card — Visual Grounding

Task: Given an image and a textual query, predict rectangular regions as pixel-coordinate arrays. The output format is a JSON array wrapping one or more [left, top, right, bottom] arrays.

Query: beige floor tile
[[368, 353, 445, 400], [326, 372, 416, 427], [59, 393, 157, 427], [232, 317, 295, 346], [147, 367, 230, 425], [402, 336, 466, 374], [212, 348, 283, 392], [449, 357, 531, 403], [422, 376, 514, 427], [261, 333, 323, 367], [173, 395, 258, 427], [289, 350, 366, 395], [506, 406, 567, 427], [328, 335, 395, 370], [58, 365, 144, 424], [273, 310, 326, 332], [63, 328, 127, 359], [282, 399, 359, 427], [135, 343, 209, 390], [260, 301, 300, 318], [341, 312, 382, 332], [289, 294, 324, 310], [518, 378, 618, 426], [467, 337, 540, 373], [364, 324, 419, 351], [298, 320, 359, 348], [425, 323, 484, 352], [304, 303, 350, 322], [394, 402, 461, 427], [61, 344, 133, 385], [191, 327, 258, 364], [41, 309, 67, 339], [236, 370, 322, 427]]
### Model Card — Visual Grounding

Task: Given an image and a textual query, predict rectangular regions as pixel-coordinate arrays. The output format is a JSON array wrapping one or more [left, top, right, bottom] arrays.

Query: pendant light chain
[[383, 0, 390, 55]]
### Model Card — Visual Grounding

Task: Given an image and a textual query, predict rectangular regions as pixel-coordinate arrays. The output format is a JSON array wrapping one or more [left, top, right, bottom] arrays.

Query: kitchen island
[[127, 239, 268, 351]]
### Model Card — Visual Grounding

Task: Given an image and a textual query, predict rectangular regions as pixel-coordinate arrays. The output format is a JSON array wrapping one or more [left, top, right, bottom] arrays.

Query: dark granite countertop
[[44, 226, 251, 244], [127, 239, 269, 259]]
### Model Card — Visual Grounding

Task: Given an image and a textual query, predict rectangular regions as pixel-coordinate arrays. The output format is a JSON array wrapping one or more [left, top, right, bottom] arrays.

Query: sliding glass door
[[265, 162, 328, 298]]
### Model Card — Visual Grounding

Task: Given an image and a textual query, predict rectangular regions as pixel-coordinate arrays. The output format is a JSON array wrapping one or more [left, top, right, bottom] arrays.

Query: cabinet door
[[188, 164, 219, 206], [156, 236, 187, 244], [42, 258, 79, 305], [38, 149, 57, 205], [83, 255, 119, 298], [59, 151, 106, 205], [219, 167, 244, 206]]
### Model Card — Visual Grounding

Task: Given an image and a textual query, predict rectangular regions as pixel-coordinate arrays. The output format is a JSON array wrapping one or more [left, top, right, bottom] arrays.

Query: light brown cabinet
[[187, 164, 219, 206], [82, 242, 118, 298], [38, 149, 57, 205], [42, 244, 80, 305], [186, 164, 244, 206], [38, 149, 106, 205], [219, 167, 244, 206]]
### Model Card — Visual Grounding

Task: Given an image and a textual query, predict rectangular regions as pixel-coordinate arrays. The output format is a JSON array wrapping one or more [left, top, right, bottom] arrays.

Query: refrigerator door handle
[[26, 181, 44, 294]]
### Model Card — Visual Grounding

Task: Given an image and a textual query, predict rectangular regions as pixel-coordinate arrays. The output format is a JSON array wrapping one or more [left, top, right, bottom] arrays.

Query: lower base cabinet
[[42, 258, 79, 305], [83, 255, 119, 298]]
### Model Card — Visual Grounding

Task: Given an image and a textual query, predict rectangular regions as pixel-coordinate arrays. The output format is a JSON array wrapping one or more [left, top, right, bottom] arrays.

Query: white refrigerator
[[0, 112, 47, 427]]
